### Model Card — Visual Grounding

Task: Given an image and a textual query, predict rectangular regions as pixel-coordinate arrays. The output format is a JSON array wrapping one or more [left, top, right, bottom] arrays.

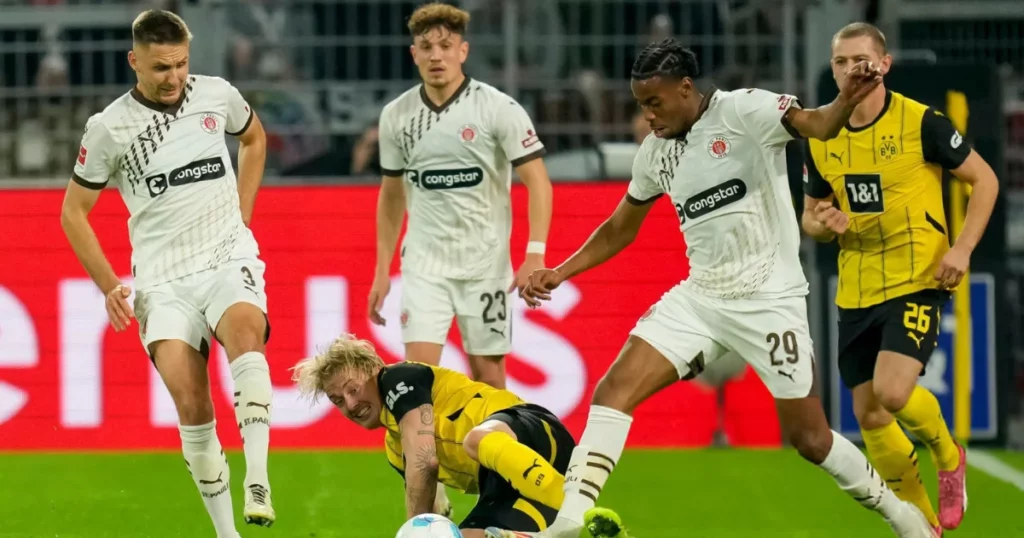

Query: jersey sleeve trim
[[802, 140, 833, 198], [71, 171, 107, 190], [625, 192, 662, 205], [510, 147, 547, 168], [226, 109, 255, 137], [380, 167, 404, 177], [780, 100, 804, 140]]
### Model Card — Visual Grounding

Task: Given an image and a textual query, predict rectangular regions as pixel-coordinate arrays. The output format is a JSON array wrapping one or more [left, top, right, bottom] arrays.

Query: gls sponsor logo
[[407, 167, 484, 190], [145, 157, 227, 197], [674, 178, 747, 224], [385, 381, 413, 410]]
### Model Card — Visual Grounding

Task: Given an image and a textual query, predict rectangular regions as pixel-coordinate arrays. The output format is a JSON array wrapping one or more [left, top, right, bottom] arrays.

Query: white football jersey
[[72, 75, 259, 289], [628, 87, 807, 300], [378, 77, 546, 280]]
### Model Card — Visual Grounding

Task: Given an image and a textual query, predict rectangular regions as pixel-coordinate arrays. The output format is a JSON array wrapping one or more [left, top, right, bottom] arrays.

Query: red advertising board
[[0, 183, 781, 450]]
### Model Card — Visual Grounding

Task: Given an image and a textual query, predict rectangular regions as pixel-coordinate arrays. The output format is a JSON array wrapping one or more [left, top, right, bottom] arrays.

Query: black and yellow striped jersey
[[377, 361, 525, 494], [804, 90, 971, 309]]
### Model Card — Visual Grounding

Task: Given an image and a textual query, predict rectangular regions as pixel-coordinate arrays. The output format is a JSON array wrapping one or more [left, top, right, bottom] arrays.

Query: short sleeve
[[379, 362, 434, 422], [224, 82, 254, 136], [921, 108, 971, 170], [494, 97, 546, 167], [802, 140, 834, 199], [378, 107, 405, 176], [735, 88, 804, 147], [625, 142, 663, 204], [72, 115, 115, 190]]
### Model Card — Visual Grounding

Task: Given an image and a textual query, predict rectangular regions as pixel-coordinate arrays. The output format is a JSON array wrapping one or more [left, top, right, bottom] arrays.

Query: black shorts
[[459, 404, 576, 532], [837, 288, 950, 389]]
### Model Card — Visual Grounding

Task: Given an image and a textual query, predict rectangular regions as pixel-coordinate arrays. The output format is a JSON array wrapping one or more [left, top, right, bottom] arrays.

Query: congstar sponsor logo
[[169, 157, 226, 186], [412, 167, 484, 190], [683, 178, 747, 219]]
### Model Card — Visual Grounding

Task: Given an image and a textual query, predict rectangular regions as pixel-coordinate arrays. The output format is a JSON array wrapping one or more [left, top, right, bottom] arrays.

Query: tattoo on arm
[[420, 404, 434, 426], [401, 403, 439, 518]]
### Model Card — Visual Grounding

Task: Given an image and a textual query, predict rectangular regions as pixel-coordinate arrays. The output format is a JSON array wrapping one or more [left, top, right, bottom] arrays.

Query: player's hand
[[935, 244, 970, 290], [520, 268, 563, 308], [839, 60, 883, 106], [811, 200, 849, 235], [510, 253, 545, 295], [105, 284, 134, 332], [368, 274, 391, 326]]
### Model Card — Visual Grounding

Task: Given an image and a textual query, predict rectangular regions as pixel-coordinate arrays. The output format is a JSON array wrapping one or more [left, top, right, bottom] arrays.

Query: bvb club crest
[[878, 134, 899, 161]]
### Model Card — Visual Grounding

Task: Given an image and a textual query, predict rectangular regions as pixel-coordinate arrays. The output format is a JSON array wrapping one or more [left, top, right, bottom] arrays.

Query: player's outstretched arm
[[234, 112, 266, 227], [398, 402, 440, 519], [785, 60, 882, 140], [557, 194, 655, 280]]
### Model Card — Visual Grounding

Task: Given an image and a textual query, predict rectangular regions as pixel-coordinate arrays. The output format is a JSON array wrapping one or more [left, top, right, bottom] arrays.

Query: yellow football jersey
[[804, 91, 971, 309], [378, 361, 525, 494]]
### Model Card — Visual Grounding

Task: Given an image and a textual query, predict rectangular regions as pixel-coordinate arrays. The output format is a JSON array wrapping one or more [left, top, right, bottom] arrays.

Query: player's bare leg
[[468, 354, 507, 389], [855, 380, 943, 534], [775, 378, 937, 537], [873, 351, 965, 530], [215, 303, 274, 527], [404, 341, 454, 514], [152, 340, 240, 538]]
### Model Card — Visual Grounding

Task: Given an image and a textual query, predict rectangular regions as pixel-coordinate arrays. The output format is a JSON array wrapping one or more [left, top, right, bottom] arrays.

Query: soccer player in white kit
[[59, 11, 275, 537], [489, 40, 938, 538], [368, 2, 553, 390]]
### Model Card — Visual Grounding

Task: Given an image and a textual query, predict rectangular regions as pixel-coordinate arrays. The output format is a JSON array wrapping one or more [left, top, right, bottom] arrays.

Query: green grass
[[0, 449, 1021, 537], [992, 450, 1024, 472]]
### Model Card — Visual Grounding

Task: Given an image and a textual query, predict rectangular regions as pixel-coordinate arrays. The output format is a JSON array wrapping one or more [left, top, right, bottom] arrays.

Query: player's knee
[[175, 394, 215, 425], [462, 428, 488, 462], [789, 426, 833, 464], [873, 382, 912, 414], [855, 403, 893, 431]]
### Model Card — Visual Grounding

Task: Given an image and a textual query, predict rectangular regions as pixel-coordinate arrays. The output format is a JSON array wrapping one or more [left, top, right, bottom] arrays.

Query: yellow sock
[[894, 385, 960, 471], [862, 421, 939, 528], [477, 431, 564, 509]]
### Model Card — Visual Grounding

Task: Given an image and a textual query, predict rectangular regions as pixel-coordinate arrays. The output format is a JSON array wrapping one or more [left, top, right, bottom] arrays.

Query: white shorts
[[400, 272, 513, 356], [134, 257, 269, 358], [629, 283, 814, 399]]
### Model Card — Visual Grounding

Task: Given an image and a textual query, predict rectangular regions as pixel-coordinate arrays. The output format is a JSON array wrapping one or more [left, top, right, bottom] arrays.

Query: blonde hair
[[832, 22, 887, 55], [291, 334, 385, 403], [407, 2, 470, 37]]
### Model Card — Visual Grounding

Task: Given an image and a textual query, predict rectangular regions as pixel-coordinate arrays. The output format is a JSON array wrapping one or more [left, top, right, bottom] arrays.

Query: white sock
[[549, 405, 633, 535], [180, 421, 239, 538], [819, 430, 904, 519], [230, 351, 272, 489]]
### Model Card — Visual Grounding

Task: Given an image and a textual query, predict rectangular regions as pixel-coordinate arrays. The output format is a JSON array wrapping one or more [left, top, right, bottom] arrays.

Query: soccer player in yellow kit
[[802, 23, 999, 535]]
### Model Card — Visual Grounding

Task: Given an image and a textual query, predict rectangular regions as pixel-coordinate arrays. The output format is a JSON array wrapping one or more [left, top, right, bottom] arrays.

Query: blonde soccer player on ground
[[802, 23, 999, 535], [292, 335, 576, 537]]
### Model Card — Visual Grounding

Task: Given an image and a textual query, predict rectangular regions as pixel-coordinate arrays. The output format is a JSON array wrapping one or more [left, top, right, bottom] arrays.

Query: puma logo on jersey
[[907, 331, 924, 349], [830, 151, 845, 164], [682, 178, 747, 219], [522, 459, 543, 479], [386, 381, 413, 409]]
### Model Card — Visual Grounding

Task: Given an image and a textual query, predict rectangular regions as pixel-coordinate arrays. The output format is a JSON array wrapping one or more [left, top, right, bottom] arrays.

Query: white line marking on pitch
[[968, 449, 1024, 491]]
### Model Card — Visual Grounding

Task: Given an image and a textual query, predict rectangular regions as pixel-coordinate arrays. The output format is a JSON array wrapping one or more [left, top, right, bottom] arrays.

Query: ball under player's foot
[[243, 483, 275, 527], [937, 442, 968, 530], [885, 501, 941, 538], [582, 507, 631, 538]]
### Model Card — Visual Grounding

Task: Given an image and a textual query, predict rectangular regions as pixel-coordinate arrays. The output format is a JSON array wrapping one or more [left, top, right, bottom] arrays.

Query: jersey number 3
[[844, 174, 884, 213]]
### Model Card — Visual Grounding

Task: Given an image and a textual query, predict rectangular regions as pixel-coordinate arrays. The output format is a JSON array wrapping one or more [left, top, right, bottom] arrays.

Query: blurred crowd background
[[2, 0, 1024, 444]]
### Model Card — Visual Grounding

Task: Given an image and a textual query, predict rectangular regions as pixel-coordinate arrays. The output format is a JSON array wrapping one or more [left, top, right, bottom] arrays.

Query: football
[[395, 513, 463, 538]]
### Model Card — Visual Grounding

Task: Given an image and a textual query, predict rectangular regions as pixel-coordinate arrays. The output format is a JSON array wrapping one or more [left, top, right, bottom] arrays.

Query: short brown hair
[[407, 2, 470, 37], [132, 9, 192, 46], [832, 22, 887, 54]]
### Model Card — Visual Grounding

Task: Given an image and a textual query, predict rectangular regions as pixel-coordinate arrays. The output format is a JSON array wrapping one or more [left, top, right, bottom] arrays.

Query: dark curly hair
[[631, 38, 699, 81]]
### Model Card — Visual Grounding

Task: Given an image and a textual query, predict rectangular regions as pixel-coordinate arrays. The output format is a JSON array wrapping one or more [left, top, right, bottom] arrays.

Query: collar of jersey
[[845, 90, 892, 133], [420, 76, 472, 114], [130, 84, 187, 115]]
